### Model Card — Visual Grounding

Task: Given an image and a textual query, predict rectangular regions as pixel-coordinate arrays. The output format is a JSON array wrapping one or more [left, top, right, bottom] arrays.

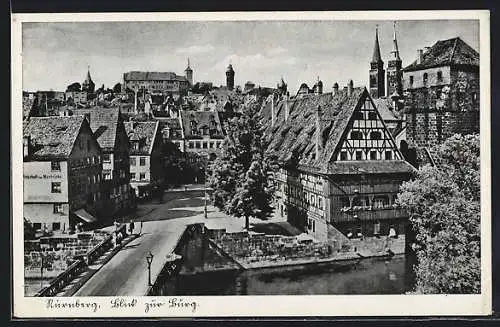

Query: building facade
[[73, 107, 134, 217], [179, 111, 225, 159], [23, 116, 103, 234], [124, 121, 165, 197], [262, 82, 414, 242], [122, 71, 190, 96], [402, 37, 480, 165]]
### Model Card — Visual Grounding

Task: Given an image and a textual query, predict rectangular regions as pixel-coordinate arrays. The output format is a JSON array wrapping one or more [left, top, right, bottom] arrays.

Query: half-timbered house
[[261, 81, 415, 242]]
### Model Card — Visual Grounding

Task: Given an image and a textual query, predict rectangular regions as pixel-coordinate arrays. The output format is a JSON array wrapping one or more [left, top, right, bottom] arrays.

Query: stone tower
[[184, 58, 193, 86], [226, 63, 235, 90], [387, 22, 403, 98], [82, 66, 95, 94], [369, 27, 385, 99]]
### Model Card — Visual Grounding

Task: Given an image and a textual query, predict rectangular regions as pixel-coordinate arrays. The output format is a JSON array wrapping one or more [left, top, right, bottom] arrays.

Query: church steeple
[[371, 26, 383, 63], [184, 58, 193, 85], [387, 21, 403, 99], [369, 26, 385, 99], [82, 65, 95, 93]]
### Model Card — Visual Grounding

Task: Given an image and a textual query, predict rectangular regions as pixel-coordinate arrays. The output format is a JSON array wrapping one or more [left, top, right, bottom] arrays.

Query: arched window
[[437, 71, 443, 82]]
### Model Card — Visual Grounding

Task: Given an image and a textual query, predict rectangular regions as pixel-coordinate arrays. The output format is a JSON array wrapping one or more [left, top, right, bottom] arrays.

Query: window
[[318, 197, 323, 210], [312, 220, 316, 233], [352, 111, 364, 120], [195, 142, 201, 149], [140, 173, 146, 181], [130, 157, 136, 166], [311, 194, 316, 206], [374, 221, 381, 235], [423, 73, 428, 85], [340, 151, 348, 161], [409, 75, 414, 85], [472, 92, 478, 106], [51, 161, 60, 171], [209, 142, 214, 149], [104, 172, 111, 180], [52, 222, 61, 231], [437, 71, 443, 82], [51, 182, 61, 193], [130, 173, 136, 180], [355, 150, 363, 160], [202, 142, 208, 149], [33, 223, 42, 230], [103, 154, 111, 163], [140, 157, 146, 166], [189, 142, 194, 149], [368, 112, 378, 120], [385, 150, 393, 160], [350, 131, 363, 140], [86, 157, 91, 165], [370, 131, 382, 140], [370, 151, 377, 160], [53, 203, 63, 213]]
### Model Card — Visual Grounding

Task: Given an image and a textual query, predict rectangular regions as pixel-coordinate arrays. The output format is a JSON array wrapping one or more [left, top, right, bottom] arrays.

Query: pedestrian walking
[[129, 220, 135, 235]]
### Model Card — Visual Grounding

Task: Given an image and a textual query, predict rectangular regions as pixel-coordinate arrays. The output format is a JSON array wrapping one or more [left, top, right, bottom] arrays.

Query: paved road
[[74, 216, 204, 296]]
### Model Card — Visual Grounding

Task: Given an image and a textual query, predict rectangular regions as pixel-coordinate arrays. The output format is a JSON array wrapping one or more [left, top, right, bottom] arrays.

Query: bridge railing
[[34, 224, 127, 297]]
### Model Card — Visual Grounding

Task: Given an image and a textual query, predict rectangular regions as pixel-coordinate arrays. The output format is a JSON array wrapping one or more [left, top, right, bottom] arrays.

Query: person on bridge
[[129, 220, 135, 235]]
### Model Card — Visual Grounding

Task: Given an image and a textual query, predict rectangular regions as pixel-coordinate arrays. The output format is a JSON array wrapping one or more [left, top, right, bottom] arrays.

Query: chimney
[[348, 80, 354, 96], [271, 94, 275, 127], [333, 82, 339, 96], [315, 105, 322, 159], [417, 49, 423, 64], [23, 136, 30, 158], [284, 93, 289, 121]]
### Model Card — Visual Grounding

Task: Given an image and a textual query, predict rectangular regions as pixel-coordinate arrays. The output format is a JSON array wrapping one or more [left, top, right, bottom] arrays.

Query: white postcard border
[[11, 10, 492, 318]]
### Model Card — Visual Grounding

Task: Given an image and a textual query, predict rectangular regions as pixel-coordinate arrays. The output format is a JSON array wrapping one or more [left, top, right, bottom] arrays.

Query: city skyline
[[22, 20, 479, 94]]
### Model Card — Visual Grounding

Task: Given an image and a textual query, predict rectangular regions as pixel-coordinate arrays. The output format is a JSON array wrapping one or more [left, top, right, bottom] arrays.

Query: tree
[[207, 101, 276, 229], [66, 82, 81, 92], [397, 134, 480, 294], [113, 83, 122, 94]]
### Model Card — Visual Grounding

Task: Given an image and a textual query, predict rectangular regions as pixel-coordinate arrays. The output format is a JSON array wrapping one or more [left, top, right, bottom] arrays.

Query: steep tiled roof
[[179, 111, 225, 139], [155, 117, 183, 140], [403, 37, 479, 72], [23, 116, 87, 160], [72, 107, 121, 151], [124, 121, 159, 155], [372, 98, 403, 121], [123, 71, 188, 82], [262, 87, 414, 175]]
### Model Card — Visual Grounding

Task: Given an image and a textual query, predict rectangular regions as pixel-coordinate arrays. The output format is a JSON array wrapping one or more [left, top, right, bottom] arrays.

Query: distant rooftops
[[123, 71, 188, 82]]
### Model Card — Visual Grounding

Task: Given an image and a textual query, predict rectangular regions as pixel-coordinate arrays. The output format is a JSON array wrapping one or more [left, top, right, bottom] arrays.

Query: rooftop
[[124, 121, 159, 155], [403, 37, 479, 72], [23, 116, 87, 160], [72, 107, 123, 151], [123, 71, 188, 82]]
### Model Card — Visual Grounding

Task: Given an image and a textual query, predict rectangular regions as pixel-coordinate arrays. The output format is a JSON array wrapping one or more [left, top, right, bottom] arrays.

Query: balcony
[[334, 207, 408, 223]]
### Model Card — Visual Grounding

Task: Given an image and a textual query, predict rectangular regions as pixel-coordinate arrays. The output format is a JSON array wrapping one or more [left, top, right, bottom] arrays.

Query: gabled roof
[[23, 116, 87, 160], [124, 121, 159, 155], [262, 87, 414, 175], [72, 107, 123, 151], [179, 110, 225, 138], [123, 71, 188, 82], [403, 37, 479, 72]]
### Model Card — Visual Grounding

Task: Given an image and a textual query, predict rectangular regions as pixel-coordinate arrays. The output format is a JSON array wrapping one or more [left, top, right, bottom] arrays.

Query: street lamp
[[204, 167, 208, 219], [146, 251, 154, 287], [40, 253, 45, 290]]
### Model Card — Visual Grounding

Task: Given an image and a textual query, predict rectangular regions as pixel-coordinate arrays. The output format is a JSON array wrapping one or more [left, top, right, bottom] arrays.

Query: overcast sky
[[22, 20, 479, 94]]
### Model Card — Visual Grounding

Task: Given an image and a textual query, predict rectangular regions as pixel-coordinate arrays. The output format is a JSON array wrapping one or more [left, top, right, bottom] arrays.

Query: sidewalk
[[52, 233, 139, 297]]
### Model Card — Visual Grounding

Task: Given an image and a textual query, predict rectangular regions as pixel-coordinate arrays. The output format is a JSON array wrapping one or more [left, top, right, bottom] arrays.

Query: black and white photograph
[[11, 10, 491, 317]]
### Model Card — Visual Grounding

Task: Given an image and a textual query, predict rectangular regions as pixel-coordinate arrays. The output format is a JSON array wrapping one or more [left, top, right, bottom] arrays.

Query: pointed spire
[[187, 57, 191, 69], [391, 21, 401, 61], [372, 25, 383, 63], [85, 65, 93, 83]]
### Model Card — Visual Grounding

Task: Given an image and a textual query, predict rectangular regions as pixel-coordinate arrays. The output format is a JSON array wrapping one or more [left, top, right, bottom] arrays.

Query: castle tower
[[82, 65, 95, 94], [226, 63, 235, 90], [387, 22, 403, 98], [369, 27, 385, 99], [184, 58, 193, 86]]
